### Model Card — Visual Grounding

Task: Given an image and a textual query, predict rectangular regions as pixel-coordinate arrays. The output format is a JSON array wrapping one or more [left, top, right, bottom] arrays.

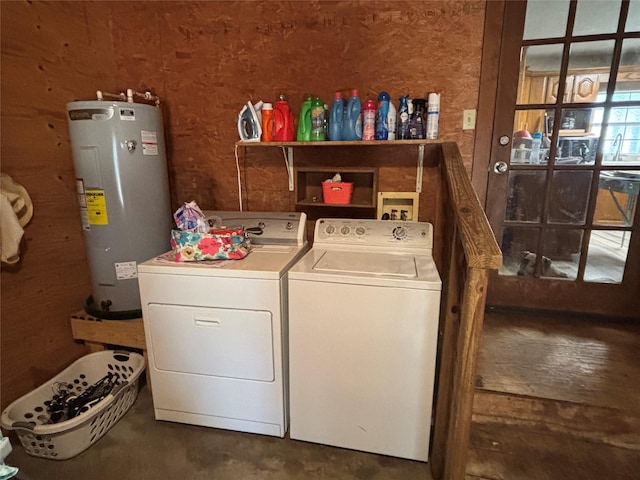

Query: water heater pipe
[[95, 89, 160, 106]]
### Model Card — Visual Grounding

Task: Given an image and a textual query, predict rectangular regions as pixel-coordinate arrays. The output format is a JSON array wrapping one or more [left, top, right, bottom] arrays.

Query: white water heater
[[67, 94, 172, 319]]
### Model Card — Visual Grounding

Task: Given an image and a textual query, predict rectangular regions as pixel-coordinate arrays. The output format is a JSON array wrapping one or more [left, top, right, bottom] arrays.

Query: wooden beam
[[70, 316, 146, 351]]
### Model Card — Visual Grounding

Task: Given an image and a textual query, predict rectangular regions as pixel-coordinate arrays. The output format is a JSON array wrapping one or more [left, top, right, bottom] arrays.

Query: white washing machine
[[138, 211, 308, 438], [288, 218, 442, 461]]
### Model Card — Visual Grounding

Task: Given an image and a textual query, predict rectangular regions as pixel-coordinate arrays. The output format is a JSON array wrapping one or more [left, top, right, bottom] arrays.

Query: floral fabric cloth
[[170, 229, 250, 261]]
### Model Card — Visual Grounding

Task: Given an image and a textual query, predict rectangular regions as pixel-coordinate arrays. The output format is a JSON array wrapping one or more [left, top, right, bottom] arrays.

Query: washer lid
[[289, 248, 442, 290], [313, 250, 417, 278]]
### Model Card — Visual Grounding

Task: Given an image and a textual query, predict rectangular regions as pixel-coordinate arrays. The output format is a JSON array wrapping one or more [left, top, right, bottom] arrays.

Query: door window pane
[[596, 171, 640, 226], [567, 43, 614, 103], [518, 44, 564, 105], [505, 171, 546, 222], [512, 109, 549, 163], [601, 112, 640, 166], [584, 230, 631, 283], [556, 108, 602, 165], [543, 228, 584, 262], [626, 0, 640, 32], [499, 227, 540, 276], [548, 171, 592, 224], [615, 39, 640, 97], [541, 229, 582, 279], [574, 0, 621, 36], [524, 0, 569, 40]]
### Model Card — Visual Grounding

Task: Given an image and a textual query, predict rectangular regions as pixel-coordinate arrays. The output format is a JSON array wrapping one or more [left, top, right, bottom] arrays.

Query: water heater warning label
[[86, 189, 109, 225], [141, 130, 158, 155], [115, 261, 138, 280]]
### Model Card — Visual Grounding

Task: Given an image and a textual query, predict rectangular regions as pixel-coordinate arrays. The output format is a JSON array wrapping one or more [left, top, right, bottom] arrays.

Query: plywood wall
[[1, 0, 486, 408], [109, 0, 485, 211], [0, 1, 120, 408]]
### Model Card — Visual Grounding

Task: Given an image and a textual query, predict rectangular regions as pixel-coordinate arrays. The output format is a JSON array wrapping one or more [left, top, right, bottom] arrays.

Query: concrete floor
[[5, 384, 434, 480]]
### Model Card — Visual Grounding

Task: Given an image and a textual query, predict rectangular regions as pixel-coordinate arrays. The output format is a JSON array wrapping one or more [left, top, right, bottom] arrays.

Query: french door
[[484, 0, 640, 317]]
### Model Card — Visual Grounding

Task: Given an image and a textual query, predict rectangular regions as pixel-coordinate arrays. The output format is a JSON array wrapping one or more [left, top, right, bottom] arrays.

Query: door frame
[[471, 0, 640, 319]]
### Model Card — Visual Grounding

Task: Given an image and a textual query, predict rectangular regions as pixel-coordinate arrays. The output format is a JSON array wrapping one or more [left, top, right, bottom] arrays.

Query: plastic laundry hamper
[[1, 350, 144, 460]]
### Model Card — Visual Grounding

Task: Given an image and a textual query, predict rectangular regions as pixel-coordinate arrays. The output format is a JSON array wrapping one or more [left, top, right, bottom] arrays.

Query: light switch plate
[[463, 109, 476, 130]]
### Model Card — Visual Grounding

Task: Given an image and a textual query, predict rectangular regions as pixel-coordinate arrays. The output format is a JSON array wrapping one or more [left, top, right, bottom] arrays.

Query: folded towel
[[1, 173, 33, 265]]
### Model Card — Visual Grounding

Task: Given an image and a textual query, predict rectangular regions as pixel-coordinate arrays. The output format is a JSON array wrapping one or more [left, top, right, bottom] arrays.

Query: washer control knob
[[355, 226, 366, 236], [325, 225, 336, 235], [340, 225, 350, 236], [392, 226, 407, 240]]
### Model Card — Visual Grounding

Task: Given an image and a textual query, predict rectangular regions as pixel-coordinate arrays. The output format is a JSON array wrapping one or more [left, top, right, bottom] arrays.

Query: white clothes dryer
[[138, 211, 308, 437], [288, 218, 442, 461]]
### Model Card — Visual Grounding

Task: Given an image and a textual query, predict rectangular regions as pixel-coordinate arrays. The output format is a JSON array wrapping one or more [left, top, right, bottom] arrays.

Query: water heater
[[67, 92, 172, 319]]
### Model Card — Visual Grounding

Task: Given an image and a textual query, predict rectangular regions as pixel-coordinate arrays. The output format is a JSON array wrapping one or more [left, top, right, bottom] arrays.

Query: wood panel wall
[[109, 0, 486, 211], [1, 0, 486, 410], [0, 1, 122, 409]]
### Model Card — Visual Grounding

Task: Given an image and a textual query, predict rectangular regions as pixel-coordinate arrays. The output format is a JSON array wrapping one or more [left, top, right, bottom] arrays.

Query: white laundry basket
[[1, 350, 144, 460]]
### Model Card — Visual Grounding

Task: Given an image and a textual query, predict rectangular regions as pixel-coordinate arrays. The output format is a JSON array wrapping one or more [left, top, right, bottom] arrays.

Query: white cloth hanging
[[1, 173, 33, 265]]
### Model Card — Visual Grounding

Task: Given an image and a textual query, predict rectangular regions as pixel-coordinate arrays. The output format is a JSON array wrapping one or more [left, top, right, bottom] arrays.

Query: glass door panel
[[556, 108, 603, 164], [485, 0, 640, 316], [499, 226, 541, 277], [523, 0, 569, 40], [512, 109, 550, 164], [541, 228, 584, 279], [584, 231, 631, 283], [627, 0, 640, 32], [505, 171, 546, 222], [595, 170, 640, 226], [548, 171, 592, 224], [517, 44, 564, 105], [574, 1, 621, 36]]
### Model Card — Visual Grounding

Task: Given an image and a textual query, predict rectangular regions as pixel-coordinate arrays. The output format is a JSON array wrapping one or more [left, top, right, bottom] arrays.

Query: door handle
[[493, 161, 508, 174]]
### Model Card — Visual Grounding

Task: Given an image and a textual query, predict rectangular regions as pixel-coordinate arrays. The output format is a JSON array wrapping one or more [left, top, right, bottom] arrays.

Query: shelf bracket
[[416, 144, 424, 193], [286, 147, 294, 191]]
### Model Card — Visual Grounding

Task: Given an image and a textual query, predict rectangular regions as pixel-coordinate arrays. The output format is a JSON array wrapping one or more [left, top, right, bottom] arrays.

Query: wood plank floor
[[466, 309, 640, 480]]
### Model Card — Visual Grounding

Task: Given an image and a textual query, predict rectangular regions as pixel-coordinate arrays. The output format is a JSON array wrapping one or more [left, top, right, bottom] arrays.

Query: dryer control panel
[[314, 218, 433, 249]]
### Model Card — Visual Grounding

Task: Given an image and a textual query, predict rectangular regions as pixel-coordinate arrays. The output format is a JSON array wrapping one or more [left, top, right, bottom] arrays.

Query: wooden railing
[[430, 142, 502, 480]]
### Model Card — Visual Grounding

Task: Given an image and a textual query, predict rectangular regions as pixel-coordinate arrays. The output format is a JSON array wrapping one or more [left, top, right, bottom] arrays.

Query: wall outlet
[[463, 109, 476, 130]]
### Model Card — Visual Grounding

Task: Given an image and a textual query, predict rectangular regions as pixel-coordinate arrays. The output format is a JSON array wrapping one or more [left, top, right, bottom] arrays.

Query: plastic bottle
[[387, 101, 397, 140], [410, 98, 426, 139], [426, 93, 440, 140], [341, 89, 363, 141], [297, 95, 313, 142], [531, 132, 542, 164], [273, 94, 295, 141], [310, 96, 326, 141], [397, 95, 410, 140], [375, 91, 390, 140], [328, 91, 345, 141], [261, 103, 273, 142], [362, 99, 376, 141]]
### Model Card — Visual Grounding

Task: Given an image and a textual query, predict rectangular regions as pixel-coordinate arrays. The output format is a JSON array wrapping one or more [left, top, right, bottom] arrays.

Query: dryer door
[[147, 304, 274, 381]]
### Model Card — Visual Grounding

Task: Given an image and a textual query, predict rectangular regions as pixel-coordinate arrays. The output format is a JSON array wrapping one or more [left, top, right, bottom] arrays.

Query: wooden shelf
[[295, 167, 378, 209], [236, 140, 428, 193], [70, 310, 151, 390], [236, 139, 438, 147]]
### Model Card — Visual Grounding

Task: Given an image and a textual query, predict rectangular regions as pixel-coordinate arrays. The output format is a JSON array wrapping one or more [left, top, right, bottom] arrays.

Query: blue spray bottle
[[375, 91, 390, 140]]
